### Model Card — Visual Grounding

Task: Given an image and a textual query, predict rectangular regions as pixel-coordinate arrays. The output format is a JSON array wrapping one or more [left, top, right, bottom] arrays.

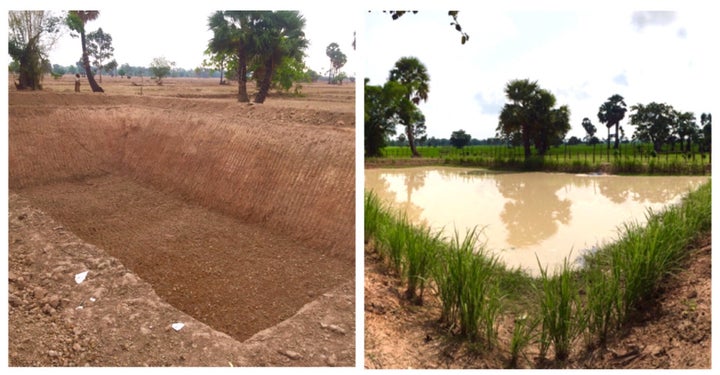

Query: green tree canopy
[[86, 27, 114, 83], [325, 42, 347, 83], [450, 129, 472, 148], [497, 79, 571, 159], [673, 111, 698, 153], [149, 56, 174, 84], [388, 56, 430, 157], [252, 11, 308, 103], [207, 11, 262, 100], [597, 94, 627, 150], [700, 113, 712, 152], [629, 102, 676, 152], [581, 117, 597, 144], [66, 11, 104, 92], [365, 79, 408, 157], [8, 11, 63, 90]]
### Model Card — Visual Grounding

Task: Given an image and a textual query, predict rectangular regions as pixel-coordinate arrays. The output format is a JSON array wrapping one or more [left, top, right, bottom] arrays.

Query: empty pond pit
[[8, 94, 355, 342]]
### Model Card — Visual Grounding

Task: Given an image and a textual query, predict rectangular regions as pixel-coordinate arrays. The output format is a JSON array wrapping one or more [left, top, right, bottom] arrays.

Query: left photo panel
[[7, 10, 356, 367]]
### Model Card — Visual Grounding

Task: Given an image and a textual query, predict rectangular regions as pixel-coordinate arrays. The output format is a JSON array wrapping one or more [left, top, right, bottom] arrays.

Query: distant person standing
[[74, 73, 81, 92]]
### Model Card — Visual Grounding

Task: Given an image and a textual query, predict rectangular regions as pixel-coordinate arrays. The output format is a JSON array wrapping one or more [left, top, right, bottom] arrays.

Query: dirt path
[[364, 235, 711, 369]]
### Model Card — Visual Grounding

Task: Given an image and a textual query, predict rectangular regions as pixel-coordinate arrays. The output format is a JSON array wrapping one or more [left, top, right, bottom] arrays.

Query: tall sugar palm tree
[[252, 11, 308, 104], [208, 11, 264, 102], [388, 56, 430, 157], [597, 94, 627, 150], [67, 11, 104, 92], [498, 79, 540, 159]]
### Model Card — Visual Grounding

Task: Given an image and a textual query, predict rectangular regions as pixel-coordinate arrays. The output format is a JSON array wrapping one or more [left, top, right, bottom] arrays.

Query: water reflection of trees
[[364, 169, 428, 225], [495, 174, 571, 248], [596, 176, 706, 204]]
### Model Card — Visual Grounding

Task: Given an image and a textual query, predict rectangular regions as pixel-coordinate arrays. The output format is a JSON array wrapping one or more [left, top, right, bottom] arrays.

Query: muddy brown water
[[365, 166, 709, 274]]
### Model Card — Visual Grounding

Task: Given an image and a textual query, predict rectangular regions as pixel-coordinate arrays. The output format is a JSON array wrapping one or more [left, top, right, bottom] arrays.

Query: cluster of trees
[[10, 10, 327, 100], [580, 95, 712, 155], [8, 11, 62, 90], [365, 56, 430, 157], [326, 42, 348, 84], [630, 105, 711, 153], [205, 11, 309, 103], [9, 11, 113, 92], [496, 79, 571, 159]]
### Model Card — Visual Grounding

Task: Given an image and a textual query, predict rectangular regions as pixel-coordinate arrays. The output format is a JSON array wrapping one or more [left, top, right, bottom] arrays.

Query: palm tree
[[498, 79, 540, 159], [597, 94, 627, 150], [67, 11, 104, 92], [674, 111, 697, 152], [700, 113, 712, 153], [388, 57, 430, 157], [208, 11, 264, 102], [252, 11, 308, 104]]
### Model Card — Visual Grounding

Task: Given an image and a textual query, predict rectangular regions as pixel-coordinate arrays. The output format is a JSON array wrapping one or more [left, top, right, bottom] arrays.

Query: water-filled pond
[[365, 167, 709, 274]]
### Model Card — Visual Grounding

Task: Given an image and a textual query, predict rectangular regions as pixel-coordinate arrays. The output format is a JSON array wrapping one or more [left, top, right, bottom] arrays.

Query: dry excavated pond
[[8, 80, 355, 366]]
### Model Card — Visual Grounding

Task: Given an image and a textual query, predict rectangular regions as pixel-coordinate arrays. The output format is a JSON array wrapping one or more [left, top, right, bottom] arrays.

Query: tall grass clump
[[364, 191, 391, 240], [433, 228, 503, 346], [381, 213, 411, 275], [582, 181, 711, 326], [365, 191, 443, 304], [536, 256, 584, 361], [402, 223, 443, 304], [508, 313, 540, 368], [583, 266, 621, 347]]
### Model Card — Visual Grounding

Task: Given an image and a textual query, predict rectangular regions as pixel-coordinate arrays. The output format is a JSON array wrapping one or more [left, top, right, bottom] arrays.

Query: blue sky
[[364, 7, 718, 140]]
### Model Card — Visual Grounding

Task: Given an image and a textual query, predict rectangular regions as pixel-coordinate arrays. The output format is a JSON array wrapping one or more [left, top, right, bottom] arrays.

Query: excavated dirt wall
[[9, 95, 354, 258], [8, 91, 355, 344]]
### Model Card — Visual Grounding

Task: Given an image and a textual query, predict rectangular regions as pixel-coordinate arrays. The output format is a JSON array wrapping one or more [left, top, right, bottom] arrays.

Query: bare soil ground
[[365, 234, 711, 369], [7, 77, 356, 366]]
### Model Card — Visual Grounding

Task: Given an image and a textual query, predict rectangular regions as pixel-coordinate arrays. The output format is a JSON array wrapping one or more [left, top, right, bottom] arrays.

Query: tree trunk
[[406, 125, 420, 157], [236, 46, 249, 102], [253, 58, 274, 104], [80, 29, 104, 93], [16, 36, 43, 90], [522, 125, 532, 160], [654, 139, 663, 153], [607, 126, 611, 160], [614, 123, 620, 149]]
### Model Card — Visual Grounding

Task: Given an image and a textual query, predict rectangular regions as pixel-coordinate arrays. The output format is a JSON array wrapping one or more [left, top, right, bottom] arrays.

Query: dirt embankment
[[8, 84, 356, 367]]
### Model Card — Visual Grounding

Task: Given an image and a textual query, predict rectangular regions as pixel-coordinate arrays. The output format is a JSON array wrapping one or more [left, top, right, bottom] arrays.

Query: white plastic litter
[[89, 297, 96, 302], [171, 323, 185, 331], [74, 271, 88, 284]]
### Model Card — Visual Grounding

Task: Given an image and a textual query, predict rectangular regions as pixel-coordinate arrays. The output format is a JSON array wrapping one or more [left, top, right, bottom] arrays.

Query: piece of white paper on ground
[[172, 323, 184, 331], [74, 271, 88, 284]]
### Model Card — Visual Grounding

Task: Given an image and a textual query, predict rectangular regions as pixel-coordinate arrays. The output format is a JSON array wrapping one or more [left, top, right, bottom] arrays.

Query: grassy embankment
[[369, 144, 710, 175], [365, 180, 711, 367]]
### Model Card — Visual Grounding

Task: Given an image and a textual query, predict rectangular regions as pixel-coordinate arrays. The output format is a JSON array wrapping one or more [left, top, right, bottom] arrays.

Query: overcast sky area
[[43, 7, 357, 78], [364, 7, 718, 140]]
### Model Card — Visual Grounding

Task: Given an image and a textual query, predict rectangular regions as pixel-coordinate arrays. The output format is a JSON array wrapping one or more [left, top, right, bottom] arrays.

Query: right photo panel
[[363, 9, 712, 369]]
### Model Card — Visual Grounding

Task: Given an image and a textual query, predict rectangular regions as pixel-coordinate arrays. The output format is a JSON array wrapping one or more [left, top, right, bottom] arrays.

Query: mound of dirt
[[8, 83, 356, 367]]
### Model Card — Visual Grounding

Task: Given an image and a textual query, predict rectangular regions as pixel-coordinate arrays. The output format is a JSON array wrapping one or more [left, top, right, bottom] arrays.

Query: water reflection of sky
[[365, 167, 709, 274]]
